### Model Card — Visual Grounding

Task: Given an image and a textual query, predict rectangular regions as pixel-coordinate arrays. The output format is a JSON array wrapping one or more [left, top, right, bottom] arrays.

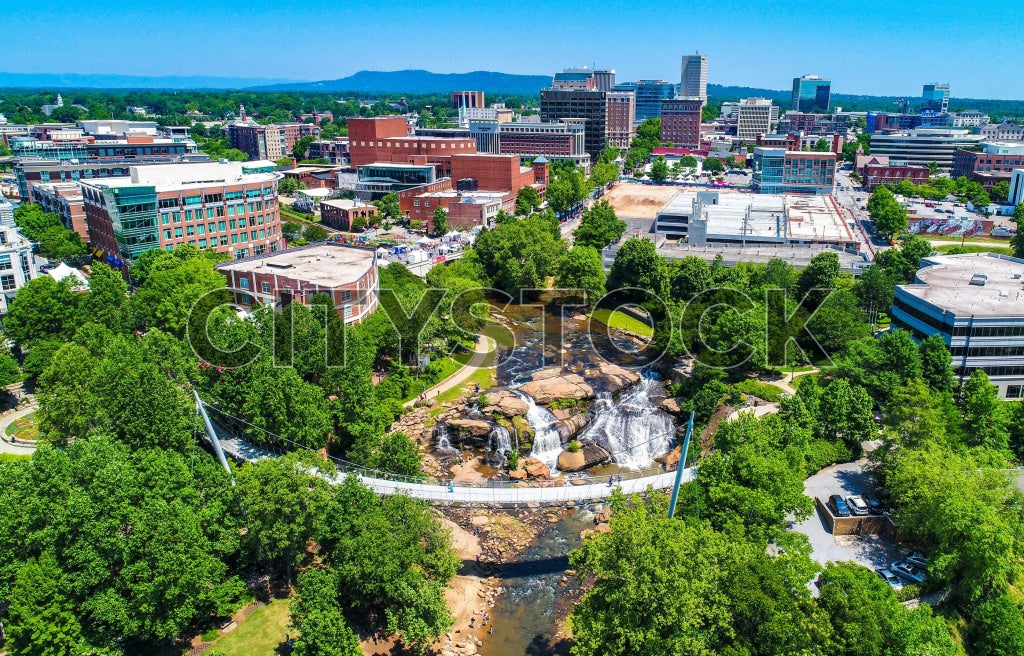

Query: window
[[218, 221, 226, 232], [206, 208, 215, 219], [186, 226, 195, 236], [0, 255, 11, 271], [208, 222, 216, 234], [216, 206, 224, 217], [239, 278, 250, 290], [251, 230, 257, 241], [239, 217, 246, 227], [0, 275, 15, 291], [199, 239, 207, 248], [230, 220, 237, 230], [203, 193, 223, 204], [228, 205, 236, 216], [197, 224, 205, 235], [240, 233, 248, 243], [164, 229, 172, 239], [231, 234, 239, 244], [341, 289, 351, 302], [1008, 385, 1023, 399], [159, 198, 178, 209], [184, 195, 202, 206], [261, 281, 271, 294]]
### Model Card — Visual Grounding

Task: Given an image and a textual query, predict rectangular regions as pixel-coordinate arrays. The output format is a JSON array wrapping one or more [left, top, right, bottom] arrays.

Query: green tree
[[374, 192, 401, 222], [919, 333, 956, 394], [130, 245, 228, 334], [991, 180, 1010, 203], [813, 138, 831, 152], [78, 262, 128, 332], [649, 156, 669, 183], [237, 451, 334, 583], [574, 200, 626, 250], [805, 289, 872, 356], [702, 157, 724, 174], [13, 204, 63, 241], [3, 276, 80, 346], [279, 177, 304, 195], [6, 553, 83, 656], [365, 431, 423, 477], [867, 186, 909, 240], [970, 594, 1024, 656], [607, 238, 667, 297], [515, 185, 540, 215], [431, 206, 449, 236], [473, 215, 564, 296], [680, 154, 698, 168], [304, 224, 328, 242], [290, 568, 363, 656], [292, 135, 315, 161], [1012, 204, 1024, 259], [37, 343, 97, 444], [668, 256, 712, 301], [556, 245, 606, 304], [960, 370, 1009, 450], [798, 251, 841, 296]]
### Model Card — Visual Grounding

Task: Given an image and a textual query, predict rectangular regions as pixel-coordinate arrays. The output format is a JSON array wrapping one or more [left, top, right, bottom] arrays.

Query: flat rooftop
[[217, 243, 376, 288], [901, 253, 1024, 316], [321, 198, 375, 210], [82, 161, 279, 192], [659, 191, 853, 243]]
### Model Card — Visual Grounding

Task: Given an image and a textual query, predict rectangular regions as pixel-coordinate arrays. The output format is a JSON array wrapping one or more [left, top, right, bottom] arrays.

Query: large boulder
[[447, 419, 492, 437], [522, 457, 551, 479], [557, 449, 587, 472], [593, 363, 641, 395], [519, 369, 594, 405], [661, 445, 682, 470], [481, 390, 529, 417], [659, 397, 683, 415]]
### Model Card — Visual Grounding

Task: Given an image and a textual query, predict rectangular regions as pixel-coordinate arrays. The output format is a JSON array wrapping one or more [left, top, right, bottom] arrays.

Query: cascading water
[[579, 376, 674, 469], [519, 393, 563, 470], [487, 425, 512, 465], [435, 423, 458, 458]]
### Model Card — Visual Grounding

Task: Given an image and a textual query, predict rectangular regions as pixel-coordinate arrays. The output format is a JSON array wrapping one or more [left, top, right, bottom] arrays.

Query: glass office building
[[791, 75, 831, 113]]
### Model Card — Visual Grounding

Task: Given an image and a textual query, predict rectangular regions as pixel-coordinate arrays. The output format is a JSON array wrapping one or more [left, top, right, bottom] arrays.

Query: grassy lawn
[[922, 234, 1011, 244], [732, 379, 785, 403], [589, 308, 654, 338], [209, 598, 293, 656], [0, 453, 30, 463], [934, 243, 1013, 256], [5, 413, 39, 441], [429, 366, 497, 418]]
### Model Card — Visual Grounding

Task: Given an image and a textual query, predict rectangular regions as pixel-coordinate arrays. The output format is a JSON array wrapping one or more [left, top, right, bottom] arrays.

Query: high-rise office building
[[791, 75, 831, 113], [615, 80, 677, 122], [922, 83, 950, 114], [540, 88, 607, 160], [681, 54, 708, 100]]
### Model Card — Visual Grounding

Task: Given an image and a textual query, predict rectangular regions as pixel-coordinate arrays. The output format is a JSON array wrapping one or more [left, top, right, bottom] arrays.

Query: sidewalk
[[404, 336, 496, 409], [0, 402, 41, 455]]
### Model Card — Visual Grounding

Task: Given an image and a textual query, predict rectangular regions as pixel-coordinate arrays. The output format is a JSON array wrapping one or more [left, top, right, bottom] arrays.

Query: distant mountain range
[[252, 70, 554, 95], [0, 72, 302, 90]]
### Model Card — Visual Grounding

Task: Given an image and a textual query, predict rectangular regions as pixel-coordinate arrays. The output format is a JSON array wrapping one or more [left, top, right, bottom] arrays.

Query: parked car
[[829, 494, 851, 517], [906, 551, 928, 569], [847, 495, 870, 516], [876, 568, 905, 591], [861, 492, 884, 514], [891, 561, 927, 584]]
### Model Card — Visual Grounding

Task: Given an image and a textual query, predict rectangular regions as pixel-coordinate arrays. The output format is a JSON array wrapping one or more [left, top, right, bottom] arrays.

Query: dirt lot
[[604, 182, 680, 219]]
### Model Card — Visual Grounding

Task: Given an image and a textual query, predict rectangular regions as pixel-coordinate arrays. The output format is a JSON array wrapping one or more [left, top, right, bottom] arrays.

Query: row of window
[[161, 208, 274, 225], [165, 242, 273, 257], [164, 227, 270, 242], [951, 345, 1024, 358], [957, 366, 1024, 378]]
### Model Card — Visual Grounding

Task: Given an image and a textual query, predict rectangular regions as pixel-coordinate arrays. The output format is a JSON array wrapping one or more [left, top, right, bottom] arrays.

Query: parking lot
[[791, 460, 903, 572]]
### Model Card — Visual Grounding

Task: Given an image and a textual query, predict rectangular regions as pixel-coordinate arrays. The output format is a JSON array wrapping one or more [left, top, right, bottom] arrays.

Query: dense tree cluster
[[12, 204, 88, 264], [891, 176, 993, 209]]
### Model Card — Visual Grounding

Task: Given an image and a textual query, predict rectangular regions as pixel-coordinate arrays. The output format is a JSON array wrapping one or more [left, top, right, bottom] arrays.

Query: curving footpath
[[403, 336, 497, 409], [0, 403, 40, 455]]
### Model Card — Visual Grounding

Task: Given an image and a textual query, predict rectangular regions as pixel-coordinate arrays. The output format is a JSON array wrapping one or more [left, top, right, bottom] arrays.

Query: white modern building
[[0, 197, 38, 312], [1009, 169, 1024, 207], [891, 253, 1024, 399], [736, 98, 776, 142]]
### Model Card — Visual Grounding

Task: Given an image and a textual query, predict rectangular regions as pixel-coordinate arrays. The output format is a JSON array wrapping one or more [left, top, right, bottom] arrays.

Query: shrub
[[567, 439, 581, 453], [507, 449, 520, 471]]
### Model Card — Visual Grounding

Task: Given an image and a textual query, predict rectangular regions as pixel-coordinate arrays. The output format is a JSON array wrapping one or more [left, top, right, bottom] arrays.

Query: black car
[[828, 494, 851, 517], [861, 492, 884, 514]]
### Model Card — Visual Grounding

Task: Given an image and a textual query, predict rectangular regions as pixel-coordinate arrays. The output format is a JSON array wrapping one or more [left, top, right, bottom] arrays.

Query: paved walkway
[[404, 336, 496, 409], [0, 402, 40, 455]]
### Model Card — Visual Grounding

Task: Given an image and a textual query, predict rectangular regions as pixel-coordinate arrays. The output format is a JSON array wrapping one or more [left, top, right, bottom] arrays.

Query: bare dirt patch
[[604, 182, 680, 219]]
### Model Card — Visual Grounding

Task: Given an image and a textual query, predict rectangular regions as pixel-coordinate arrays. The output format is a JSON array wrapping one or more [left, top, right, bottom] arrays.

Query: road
[[833, 169, 880, 258]]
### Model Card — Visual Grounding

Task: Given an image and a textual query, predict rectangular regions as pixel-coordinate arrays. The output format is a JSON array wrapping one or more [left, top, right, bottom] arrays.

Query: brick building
[[856, 155, 930, 190], [320, 198, 378, 231], [81, 161, 282, 265], [951, 142, 1024, 179], [605, 91, 636, 149], [217, 242, 378, 324], [347, 117, 476, 175], [660, 98, 703, 149], [28, 181, 89, 239]]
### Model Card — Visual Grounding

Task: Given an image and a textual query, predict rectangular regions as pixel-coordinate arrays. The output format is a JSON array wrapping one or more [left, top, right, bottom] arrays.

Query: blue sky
[[5, 1, 1023, 98]]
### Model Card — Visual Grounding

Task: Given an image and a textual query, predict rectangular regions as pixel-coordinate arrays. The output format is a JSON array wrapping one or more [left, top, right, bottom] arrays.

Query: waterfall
[[435, 424, 458, 457], [578, 377, 674, 469], [519, 393, 563, 470], [487, 425, 512, 465]]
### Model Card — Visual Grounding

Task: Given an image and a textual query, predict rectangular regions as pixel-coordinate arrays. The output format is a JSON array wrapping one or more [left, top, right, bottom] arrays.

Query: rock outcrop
[[480, 390, 529, 417], [659, 397, 683, 415], [518, 369, 593, 405], [447, 419, 492, 437], [556, 443, 611, 472]]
